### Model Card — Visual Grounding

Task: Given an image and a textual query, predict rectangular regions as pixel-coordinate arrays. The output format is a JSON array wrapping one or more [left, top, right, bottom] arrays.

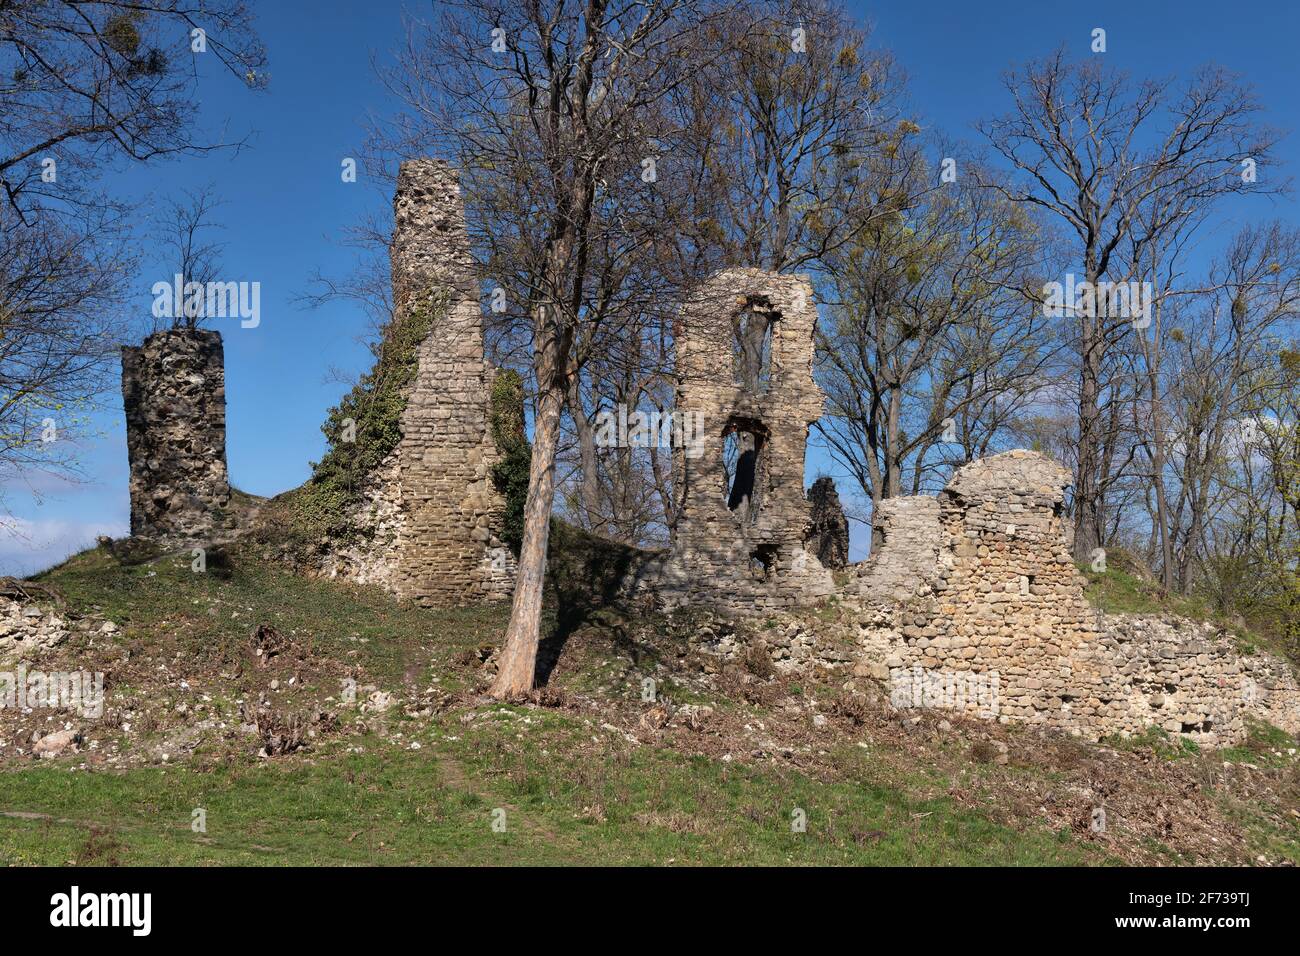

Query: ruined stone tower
[[659, 268, 835, 613], [927, 451, 1100, 722], [852, 450, 1300, 745], [324, 159, 514, 605], [121, 329, 234, 542]]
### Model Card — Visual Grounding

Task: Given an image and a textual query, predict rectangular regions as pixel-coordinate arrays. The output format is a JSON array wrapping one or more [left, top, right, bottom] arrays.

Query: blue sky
[[3, 0, 1298, 573]]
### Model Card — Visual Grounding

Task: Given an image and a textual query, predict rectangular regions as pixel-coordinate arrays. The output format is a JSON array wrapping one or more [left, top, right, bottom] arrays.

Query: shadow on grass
[[536, 521, 666, 686]]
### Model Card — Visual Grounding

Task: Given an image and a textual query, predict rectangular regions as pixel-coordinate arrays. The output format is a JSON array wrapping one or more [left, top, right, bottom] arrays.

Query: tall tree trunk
[[489, 373, 565, 697], [884, 383, 903, 498], [1145, 365, 1175, 591], [1074, 309, 1104, 562], [567, 377, 602, 532]]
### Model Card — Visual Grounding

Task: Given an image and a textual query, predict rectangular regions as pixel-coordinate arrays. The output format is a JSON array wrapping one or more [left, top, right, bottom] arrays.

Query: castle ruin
[[321, 159, 515, 606], [657, 269, 835, 613], [854, 451, 1300, 745], [121, 328, 234, 543], [114, 159, 1300, 747]]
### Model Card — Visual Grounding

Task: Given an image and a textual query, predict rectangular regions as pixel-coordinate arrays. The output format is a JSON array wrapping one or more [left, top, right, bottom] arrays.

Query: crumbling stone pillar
[[323, 159, 514, 605], [659, 268, 834, 614], [805, 476, 849, 570], [856, 496, 943, 602], [928, 451, 1100, 724], [121, 329, 233, 542]]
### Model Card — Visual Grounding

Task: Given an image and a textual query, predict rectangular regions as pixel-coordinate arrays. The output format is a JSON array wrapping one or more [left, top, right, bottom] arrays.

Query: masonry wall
[[805, 476, 850, 570], [851, 450, 1300, 746], [658, 268, 834, 614], [324, 159, 514, 606], [121, 329, 233, 543], [856, 496, 942, 603]]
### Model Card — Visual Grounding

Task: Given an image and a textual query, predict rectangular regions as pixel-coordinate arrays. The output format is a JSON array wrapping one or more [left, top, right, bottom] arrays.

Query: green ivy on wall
[[489, 368, 531, 555], [290, 290, 447, 542]]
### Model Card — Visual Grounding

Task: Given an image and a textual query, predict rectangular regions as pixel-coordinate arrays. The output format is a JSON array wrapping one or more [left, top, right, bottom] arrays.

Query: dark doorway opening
[[722, 418, 768, 519]]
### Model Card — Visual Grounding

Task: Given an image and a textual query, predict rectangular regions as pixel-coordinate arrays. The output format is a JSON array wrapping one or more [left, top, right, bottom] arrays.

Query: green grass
[[0, 541, 1124, 866], [0, 716, 1109, 866], [0, 539, 1281, 866], [1080, 559, 1300, 664], [33, 543, 503, 687], [1102, 725, 1202, 760], [1080, 563, 1214, 620], [1220, 718, 1299, 768]]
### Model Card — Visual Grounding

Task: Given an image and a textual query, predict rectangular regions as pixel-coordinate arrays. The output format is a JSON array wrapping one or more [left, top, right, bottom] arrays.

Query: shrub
[[287, 290, 446, 543], [489, 369, 531, 555]]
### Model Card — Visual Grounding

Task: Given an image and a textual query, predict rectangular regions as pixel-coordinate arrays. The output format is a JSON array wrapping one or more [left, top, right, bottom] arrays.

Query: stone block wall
[[323, 159, 514, 606], [658, 268, 834, 614], [0, 594, 69, 665], [848, 450, 1300, 746], [805, 476, 849, 570], [1080, 615, 1300, 742], [924, 450, 1099, 725], [121, 329, 233, 543], [856, 496, 942, 603]]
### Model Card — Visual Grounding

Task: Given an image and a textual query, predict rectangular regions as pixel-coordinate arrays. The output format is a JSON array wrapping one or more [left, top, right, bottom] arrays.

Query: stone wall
[[121, 329, 233, 543], [322, 159, 514, 606], [856, 496, 942, 602], [0, 594, 69, 665], [805, 476, 849, 570], [657, 268, 834, 614], [848, 450, 1300, 746], [1088, 616, 1300, 740]]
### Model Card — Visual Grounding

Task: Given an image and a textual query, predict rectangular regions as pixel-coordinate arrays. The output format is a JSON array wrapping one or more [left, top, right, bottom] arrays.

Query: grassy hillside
[[1078, 552, 1295, 663], [0, 537, 1296, 866]]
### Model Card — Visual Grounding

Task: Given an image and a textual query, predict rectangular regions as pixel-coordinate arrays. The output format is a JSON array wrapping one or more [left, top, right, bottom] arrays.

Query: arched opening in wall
[[733, 297, 777, 393], [723, 417, 768, 521]]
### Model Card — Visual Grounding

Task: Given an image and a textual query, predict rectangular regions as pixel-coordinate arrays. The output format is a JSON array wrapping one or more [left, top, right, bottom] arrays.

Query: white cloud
[[0, 516, 127, 578]]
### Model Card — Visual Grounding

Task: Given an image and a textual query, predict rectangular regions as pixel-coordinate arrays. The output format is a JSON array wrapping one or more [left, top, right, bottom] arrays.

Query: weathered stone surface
[[121, 329, 234, 543], [657, 268, 834, 614], [0, 596, 68, 665], [320, 159, 514, 606], [845, 449, 1300, 746], [33, 728, 80, 759], [856, 496, 942, 602], [1085, 615, 1300, 741], [681, 609, 853, 674], [805, 476, 849, 570]]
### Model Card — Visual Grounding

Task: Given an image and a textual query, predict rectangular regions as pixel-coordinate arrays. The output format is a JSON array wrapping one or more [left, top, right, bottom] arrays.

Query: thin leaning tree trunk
[[490, 376, 566, 698]]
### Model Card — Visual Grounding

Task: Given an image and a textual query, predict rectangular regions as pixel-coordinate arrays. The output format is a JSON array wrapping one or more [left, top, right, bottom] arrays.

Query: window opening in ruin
[[723, 419, 767, 521], [733, 299, 776, 393], [749, 544, 777, 581]]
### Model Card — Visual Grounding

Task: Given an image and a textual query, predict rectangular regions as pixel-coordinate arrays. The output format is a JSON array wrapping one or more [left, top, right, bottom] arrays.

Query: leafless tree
[[150, 184, 227, 331], [0, 0, 265, 490], [673, 0, 903, 273], [979, 50, 1281, 561], [1144, 224, 1300, 592], [815, 142, 1059, 529], [371, 0, 721, 697], [0, 201, 130, 489], [1, 0, 266, 220]]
